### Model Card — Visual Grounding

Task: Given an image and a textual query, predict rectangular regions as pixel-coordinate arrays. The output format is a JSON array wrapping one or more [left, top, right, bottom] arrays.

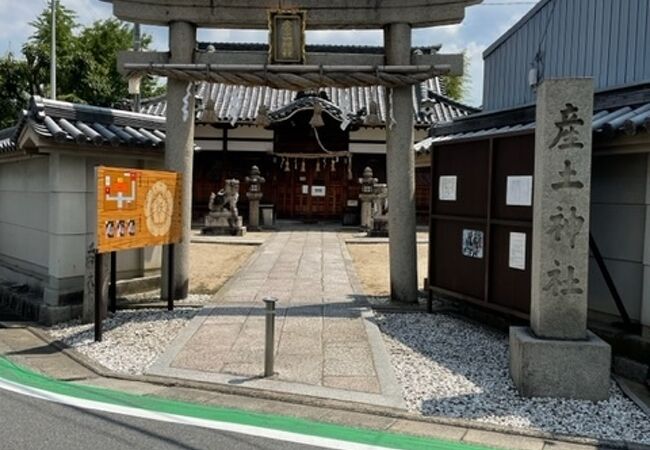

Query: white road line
[[0, 378, 398, 450]]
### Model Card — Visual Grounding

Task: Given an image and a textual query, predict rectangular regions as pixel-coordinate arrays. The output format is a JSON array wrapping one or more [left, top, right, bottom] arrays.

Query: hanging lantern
[[294, 158, 298, 170], [300, 160, 306, 172], [255, 104, 271, 128], [330, 159, 336, 172], [309, 102, 325, 128], [316, 160, 321, 172], [364, 100, 381, 127], [284, 159, 291, 172]]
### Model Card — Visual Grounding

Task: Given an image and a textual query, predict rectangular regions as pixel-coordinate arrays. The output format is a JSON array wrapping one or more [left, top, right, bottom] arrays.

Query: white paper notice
[[311, 186, 326, 197], [302, 185, 309, 194], [509, 232, 527, 270], [439, 176, 457, 201], [506, 176, 533, 206]]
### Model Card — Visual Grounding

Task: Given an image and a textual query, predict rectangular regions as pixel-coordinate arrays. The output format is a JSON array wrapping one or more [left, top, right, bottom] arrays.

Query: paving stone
[[171, 347, 227, 372], [0, 329, 52, 354], [541, 443, 601, 450], [322, 376, 380, 393], [323, 319, 367, 342], [463, 429, 546, 450], [11, 354, 95, 380], [318, 409, 395, 430], [323, 344, 377, 377], [275, 354, 322, 385], [73, 378, 166, 396], [221, 362, 263, 377], [388, 420, 467, 441]]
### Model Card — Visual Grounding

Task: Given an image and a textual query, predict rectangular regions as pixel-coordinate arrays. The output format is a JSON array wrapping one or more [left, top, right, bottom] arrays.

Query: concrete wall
[[0, 156, 50, 290], [0, 150, 164, 322]]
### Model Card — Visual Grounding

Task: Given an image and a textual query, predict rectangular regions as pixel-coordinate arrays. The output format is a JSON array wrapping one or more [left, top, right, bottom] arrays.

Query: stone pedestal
[[359, 166, 378, 231], [509, 78, 611, 400], [368, 215, 389, 237], [247, 193, 262, 231], [359, 194, 374, 231], [245, 166, 265, 231], [202, 212, 246, 236], [510, 327, 611, 401]]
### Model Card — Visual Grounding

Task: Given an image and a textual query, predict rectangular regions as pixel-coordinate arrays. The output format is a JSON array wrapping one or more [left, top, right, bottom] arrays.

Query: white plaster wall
[[0, 156, 50, 287]]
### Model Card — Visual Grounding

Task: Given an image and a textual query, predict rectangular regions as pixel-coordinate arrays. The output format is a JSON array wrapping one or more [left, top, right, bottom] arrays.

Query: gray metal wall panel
[[483, 0, 650, 110]]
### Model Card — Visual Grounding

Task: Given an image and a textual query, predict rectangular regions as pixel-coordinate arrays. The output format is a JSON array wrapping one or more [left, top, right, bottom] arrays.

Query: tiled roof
[[141, 79, 478, 128], [0, 127, 18, 153], [0, 97, 166, 158], [415, 98, 650, 154]]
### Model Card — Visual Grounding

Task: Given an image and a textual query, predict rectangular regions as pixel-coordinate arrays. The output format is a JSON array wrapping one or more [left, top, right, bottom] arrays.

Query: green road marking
[[0, 356, 491, 450]]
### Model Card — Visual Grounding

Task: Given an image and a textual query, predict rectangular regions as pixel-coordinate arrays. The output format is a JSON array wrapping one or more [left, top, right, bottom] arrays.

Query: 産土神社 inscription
[[530, 79, 594, 340]]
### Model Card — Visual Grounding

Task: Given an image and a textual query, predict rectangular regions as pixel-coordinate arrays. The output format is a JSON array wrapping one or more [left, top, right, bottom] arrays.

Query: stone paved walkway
[[149, 227, 404, 408]]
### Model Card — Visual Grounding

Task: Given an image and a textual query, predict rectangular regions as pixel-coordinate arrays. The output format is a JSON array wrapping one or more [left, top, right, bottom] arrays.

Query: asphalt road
[[0, 389, 326, 450]]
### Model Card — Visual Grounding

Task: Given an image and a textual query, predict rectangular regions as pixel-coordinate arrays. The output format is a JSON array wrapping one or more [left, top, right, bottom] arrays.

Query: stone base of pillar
[[509, 326, 611, 401], [202, 212, 246, 236]]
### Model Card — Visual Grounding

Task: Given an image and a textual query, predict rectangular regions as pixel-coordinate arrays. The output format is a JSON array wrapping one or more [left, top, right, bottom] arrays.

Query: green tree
[[22, 0, 79, 99], [441, 52, 471, 102], [0, 54, 32, 128], [18, 1, 163, 108]]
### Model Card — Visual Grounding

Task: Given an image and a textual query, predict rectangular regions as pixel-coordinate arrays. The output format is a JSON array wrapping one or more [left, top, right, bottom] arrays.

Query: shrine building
[[0, 43, 474, 323], [141, 43, 477, 224]]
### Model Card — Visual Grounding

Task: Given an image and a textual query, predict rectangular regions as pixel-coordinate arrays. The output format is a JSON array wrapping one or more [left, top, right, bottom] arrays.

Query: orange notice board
[[95, 166, 182, 253]]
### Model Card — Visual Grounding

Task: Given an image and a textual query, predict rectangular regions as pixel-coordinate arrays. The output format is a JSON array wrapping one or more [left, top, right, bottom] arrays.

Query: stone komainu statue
[[208, 179, 240, 218]]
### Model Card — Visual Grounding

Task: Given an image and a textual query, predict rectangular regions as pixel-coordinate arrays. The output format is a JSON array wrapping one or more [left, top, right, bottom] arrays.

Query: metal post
[[50, 0, 56, 99], [109, 251, 117, 313], [263, 297, 278, 377], [94, 252, 104, 342], [167, 244, 175, 311]]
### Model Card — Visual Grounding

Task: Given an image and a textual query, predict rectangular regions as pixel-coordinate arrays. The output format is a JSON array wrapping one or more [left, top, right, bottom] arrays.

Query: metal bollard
[[263, 297, 278, 377]]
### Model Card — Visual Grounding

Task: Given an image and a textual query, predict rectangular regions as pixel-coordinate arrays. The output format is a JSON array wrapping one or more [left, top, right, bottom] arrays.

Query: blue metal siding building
[[482, 0, 650, 111]]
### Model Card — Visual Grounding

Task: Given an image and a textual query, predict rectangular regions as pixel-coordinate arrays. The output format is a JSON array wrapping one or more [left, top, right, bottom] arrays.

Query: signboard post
[[93, 166, 182, 341]]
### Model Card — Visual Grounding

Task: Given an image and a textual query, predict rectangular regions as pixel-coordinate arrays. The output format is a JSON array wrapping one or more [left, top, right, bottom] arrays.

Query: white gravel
[[48, 307, 199, 375], [376, 313, 650, 444]]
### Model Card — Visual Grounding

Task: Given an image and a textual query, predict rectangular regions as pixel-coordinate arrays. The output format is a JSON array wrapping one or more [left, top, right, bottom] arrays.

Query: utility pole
[[50, 0, 56, 100], [132, 23, 141, 112]]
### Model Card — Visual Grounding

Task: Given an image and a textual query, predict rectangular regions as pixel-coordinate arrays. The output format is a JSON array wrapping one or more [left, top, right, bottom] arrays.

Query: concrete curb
[[4, 316, 645, 450]]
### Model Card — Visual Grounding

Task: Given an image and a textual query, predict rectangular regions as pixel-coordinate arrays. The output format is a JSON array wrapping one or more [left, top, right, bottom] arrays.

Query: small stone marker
[[510, 78, 611, 401], [82, 243, 110, 324]]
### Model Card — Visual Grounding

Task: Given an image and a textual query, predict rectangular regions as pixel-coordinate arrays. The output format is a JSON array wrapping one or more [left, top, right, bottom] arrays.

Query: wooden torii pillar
[[105, 0, 481, 303]]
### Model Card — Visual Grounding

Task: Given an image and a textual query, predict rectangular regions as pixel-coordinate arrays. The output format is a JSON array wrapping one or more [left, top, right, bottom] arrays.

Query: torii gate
[[103, 0, 482, 303]]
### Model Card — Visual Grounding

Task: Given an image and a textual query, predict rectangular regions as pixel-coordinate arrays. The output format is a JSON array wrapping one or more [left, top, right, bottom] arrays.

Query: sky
[[0, 0, 538, 106]]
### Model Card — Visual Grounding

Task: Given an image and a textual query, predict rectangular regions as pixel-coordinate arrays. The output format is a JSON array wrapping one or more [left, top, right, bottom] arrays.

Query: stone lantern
[[245, 165, 266, 230], [358, 167, 378, 231]]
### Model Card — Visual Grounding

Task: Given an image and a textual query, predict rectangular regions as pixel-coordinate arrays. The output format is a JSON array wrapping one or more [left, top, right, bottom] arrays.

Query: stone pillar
[[245, 165, 265, 231], [510, 78, 611, 401], [384, 23, 418, 303], [163, 21, 196, 299], [359, 166, 377, 231]]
